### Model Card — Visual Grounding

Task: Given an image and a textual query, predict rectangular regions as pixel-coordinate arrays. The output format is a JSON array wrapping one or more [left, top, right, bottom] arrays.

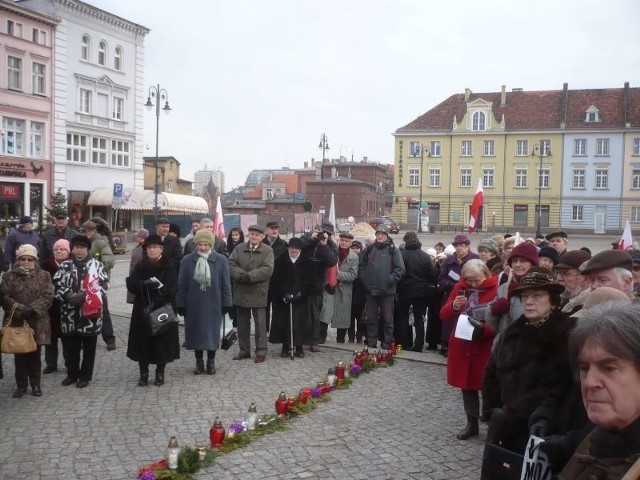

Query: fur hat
[[507, 242, 540, 267], [53, 239, 70, 253], [321, 223, 335, 235], [15, 244, 38, 259], [194, 229, 215, 247], [538, 246, 560, 266], [144, 234, 164, 248], [477, 238, 499, 255], [70, 235, 91, 249], [510, 267, 565, 297], [288, 237, 303, 249]]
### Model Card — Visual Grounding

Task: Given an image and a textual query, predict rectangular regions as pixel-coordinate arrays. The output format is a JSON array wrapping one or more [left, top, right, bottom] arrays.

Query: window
[[430, 141, 441, 157], [515, 169, 527, 188], [634, 138, 640, 156], [66, 134, 88, 163], [8, 56, 22, 90], [429, 167, 440, 187], [572, 205, 583, 221], [114, 47, 122, 71], [596, 139, 609, 156], [79, 89, 92, 114], [572, 169, 586, 189], [574, 139, 587, 156], [460, 168, 472, 187], [483, 140, 495, 156], [516, 140, 528, 156], [32, 28, 46, 45], [112, 97, 124, 120], [632, 207, 640, 223], [539, 140, 551, 156], [472, 111, 486, 131], [98, 41, 107, 66], [81, 35, 90, 61], [7, 20, 22, 37], [29, 121, 44, 158], [461, 140, 472, 156], [483, 168, 494, 188], [514, 205, 528, 227], [408, 167, 420, 187], [32, 63, 46, 95], [539, 168, 550, 188], [1, 117, 24, 155], [585, 107, 600, 123], [409, 141, 421, 157], [632, 169, 640, 189], [92, 137, 107, 165], [111, 140, 130, 167], [595, 169, 608, 189], [167, 180, 173, 193]]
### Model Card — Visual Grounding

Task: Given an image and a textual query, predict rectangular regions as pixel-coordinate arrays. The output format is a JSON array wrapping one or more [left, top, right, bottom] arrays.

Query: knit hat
[[572, 287, 631, 318], [444, 244, 455, 256], [477, 238, 499, 255], [143, 234, 164, 248], [70, 235, 91, 249], [194, 229, 215, 247], [53, 239, 70, 253], [581, 250, 633, 274], [538, 246, 560, 266], [375, 225, 389, 235], [426, 248, 437, 257], [507, 242, 540, 267], [288, 237, 303, 249], [135, 228, 150, 239], [15, 244, 38, 259], [510, 267, 565, 297], [19, 215, 33, 224], [351, 240, 364, 250]]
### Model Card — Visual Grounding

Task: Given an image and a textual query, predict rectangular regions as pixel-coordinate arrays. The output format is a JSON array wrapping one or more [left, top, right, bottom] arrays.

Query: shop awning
[[88, 188, 209, 214], [87, 188, 147, 210]]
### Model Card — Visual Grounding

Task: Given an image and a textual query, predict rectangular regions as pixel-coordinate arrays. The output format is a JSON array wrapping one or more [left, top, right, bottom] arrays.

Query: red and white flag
[[468, 179, 483, 233], [617, 219, 633, 251], [214, 196, 225, 239]]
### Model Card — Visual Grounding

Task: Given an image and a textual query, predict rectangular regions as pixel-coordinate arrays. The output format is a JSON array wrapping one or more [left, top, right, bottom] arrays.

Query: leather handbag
[[0, 305, 37, 354], [480, 441, 524, 480], [143, 285, 178, 336]]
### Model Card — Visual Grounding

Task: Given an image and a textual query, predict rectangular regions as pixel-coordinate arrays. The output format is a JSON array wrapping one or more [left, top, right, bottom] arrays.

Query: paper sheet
[[454, 314, 474, 340]]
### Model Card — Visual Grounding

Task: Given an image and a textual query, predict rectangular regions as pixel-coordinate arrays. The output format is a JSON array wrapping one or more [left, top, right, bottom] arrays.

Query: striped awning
[[88, 188, 209, 214]]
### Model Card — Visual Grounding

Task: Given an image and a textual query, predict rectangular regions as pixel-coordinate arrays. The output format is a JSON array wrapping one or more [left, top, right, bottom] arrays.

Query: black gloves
[[292, 292, 302, 303], [20, 306, 37, 322], [176, 306, 186, 317], [238, 272, 250, 283], [539, 434, 573, 468], [222, 306, 233, 316], [67, 292, 86, 307], [283, 293, 294, 304], [141, 279, 160, 289], [486, 408, 509, 444], [467, 317, 484, 341], [529, 418, 550, 438]]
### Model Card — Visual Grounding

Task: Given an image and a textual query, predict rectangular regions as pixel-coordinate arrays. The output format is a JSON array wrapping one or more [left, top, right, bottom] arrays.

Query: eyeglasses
[[555, 270, 578, 278], [18, 257, 36, 262]]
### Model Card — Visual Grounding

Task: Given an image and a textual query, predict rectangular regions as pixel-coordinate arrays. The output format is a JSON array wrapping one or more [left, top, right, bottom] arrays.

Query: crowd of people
[[1, 213, 640, 478]]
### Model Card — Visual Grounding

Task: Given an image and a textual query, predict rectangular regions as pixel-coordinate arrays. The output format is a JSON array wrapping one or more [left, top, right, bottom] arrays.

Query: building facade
[[194, 167, 224, 195]]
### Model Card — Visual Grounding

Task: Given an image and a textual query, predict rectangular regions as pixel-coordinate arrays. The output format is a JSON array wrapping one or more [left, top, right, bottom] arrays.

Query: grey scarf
[[193, 251, 211, 291]]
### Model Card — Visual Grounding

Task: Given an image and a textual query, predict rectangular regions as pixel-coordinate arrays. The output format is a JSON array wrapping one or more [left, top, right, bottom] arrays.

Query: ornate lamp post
[[531, 143, 551, 238], [318, 133, 329, 180], [145, 85, 172, 219], [417, 143, 431, 233]]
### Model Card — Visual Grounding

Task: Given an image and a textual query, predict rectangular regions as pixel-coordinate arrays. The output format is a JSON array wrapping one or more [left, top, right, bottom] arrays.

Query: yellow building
[[143, 156, 192, 196]]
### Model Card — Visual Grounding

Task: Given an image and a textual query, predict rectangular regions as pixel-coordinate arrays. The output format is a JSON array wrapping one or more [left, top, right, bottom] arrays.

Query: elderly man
[[4, 215, 40, 267], [580, 249, 634, 296], [228, 225, 274, 363], [183, 217, 228, 257], [545, 231, 569, 257], [81, 220, 116, 351], [263, 221, 288, 332], [156, 217, 183, 272], [556, 250, 592, 314], [40, 211, 78, 260]]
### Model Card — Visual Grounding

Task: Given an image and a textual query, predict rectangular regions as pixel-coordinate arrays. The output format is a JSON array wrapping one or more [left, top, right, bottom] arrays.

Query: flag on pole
[[617, 219, 633, 251], [468, 179, 484, 233], [214, 196, 225, 239], [328, 193, 336, 227]]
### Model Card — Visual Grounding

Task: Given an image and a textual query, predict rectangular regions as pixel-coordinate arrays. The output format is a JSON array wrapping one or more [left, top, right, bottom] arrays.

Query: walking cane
[[289, 299, 295, 360]]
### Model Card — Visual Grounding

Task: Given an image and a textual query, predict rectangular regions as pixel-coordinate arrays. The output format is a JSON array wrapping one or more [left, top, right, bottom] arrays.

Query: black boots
[[456, 415, 479, 440], [281, 344, 290, 357], [154, 365, 165, 386], [194, 358, 205, 375], [138, 363, 149, 387], [206, 358, 216, 375]]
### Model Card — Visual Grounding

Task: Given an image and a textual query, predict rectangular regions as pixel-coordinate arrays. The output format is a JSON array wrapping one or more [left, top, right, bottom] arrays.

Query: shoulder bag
[[1, 304, 37, 354], [143, 284, 178, 337]]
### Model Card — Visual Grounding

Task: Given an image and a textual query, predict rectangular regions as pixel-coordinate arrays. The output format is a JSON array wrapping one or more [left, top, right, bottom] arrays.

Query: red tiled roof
[[396, 85, 640, 132]]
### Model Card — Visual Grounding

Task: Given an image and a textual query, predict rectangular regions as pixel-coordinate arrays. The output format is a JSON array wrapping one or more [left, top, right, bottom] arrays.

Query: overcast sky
[[98, 0, 640, 191]]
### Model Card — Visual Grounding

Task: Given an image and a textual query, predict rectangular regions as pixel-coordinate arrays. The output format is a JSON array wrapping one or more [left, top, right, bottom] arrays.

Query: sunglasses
[[18, 257, 36, 262]]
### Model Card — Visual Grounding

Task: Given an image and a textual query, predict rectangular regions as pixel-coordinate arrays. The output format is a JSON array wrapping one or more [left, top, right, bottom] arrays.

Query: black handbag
[[220, 312, 237, 350], [143, 285, 178, 337], [480, 442, 524, 480]]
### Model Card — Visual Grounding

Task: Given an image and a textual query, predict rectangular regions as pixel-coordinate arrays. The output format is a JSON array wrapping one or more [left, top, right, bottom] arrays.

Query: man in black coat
[[263, 221, 288, 331], [155, 218, 182, 273], [40, 211, 78, 260]]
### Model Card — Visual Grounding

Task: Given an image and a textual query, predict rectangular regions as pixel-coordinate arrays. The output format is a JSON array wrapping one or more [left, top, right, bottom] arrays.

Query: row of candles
[[164, 345, 398, 469]]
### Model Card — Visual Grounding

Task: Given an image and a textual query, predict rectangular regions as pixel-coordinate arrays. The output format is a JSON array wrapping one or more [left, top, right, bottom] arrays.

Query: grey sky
[[98, 0, 640, 191]]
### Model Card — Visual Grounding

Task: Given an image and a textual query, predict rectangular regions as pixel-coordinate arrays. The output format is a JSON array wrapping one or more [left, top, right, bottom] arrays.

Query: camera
[[317, 231, 326, 241]]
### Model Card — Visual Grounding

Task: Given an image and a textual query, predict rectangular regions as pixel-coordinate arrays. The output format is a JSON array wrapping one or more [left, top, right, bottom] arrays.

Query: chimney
[[304, 161, 308, 169], [464, 88, 472, 101], [624, 81, 631, 127], [500, 85, 506, 106]]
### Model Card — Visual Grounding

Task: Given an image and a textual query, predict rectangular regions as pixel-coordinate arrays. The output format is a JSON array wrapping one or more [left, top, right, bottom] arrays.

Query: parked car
[[368, 217, 400, 234]]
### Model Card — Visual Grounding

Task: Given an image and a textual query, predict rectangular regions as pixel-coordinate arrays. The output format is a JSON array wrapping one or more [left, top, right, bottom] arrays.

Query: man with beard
[[557, 250, 592, 315]]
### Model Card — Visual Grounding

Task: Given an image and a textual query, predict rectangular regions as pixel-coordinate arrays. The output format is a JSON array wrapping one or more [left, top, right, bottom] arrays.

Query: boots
[[280, 344, 290, 357], [138, 363, 149, 387], [206, 357, 216, 375], [154, 364, 165, 386], [193, 358, 205, 375], [456, 414, 479, 440]]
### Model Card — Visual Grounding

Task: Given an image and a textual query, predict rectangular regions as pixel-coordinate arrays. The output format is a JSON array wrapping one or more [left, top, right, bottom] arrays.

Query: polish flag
[[468, 179, 483, 233], [214, 196, 225, 239], [617, 219, 633, 251]]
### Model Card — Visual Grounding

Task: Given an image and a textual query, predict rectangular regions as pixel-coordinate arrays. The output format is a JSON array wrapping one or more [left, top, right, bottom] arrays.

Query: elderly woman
[[126, 234, 179, 387], [1, 244, 54, 397], [126, 228, 149, 304], [558, 302, 640, 479], [440, 259, 498, 439], [40, 239, 71, 374], [176, 229, 232, 375], [481, 267, 573, 454]]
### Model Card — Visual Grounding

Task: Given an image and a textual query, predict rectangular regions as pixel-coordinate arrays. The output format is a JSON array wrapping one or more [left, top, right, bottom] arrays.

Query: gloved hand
[[176, 306, 186, 317], [529, 418, 550, 438], [67, 292, 86, 307], [486, 408, 509, 444], [141, 279, 160, 289], [222, 306, 233, 316], [283, 293, 294, 304], [539, 434, 573, 468], [238, 272, 250, 283], [491, 297, 510, 316], [468, 317, 484, 341], [20, 306, 37, 322]]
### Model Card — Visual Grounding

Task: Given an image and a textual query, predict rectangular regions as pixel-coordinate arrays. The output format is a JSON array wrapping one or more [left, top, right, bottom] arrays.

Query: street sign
[[112, 183, 123, 208]]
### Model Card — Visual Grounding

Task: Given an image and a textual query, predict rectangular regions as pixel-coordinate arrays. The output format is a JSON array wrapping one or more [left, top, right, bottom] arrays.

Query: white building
[[194, 167, 225, 195]]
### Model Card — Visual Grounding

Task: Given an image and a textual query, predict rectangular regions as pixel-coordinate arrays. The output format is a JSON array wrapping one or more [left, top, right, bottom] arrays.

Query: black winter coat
[[397, 238, 435, 298]]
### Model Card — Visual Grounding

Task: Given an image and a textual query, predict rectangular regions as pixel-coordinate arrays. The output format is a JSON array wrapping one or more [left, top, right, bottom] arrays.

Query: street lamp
[[145, 85, 172, 219], [417, 143, 431, 233], [319, 133, 329, 180], [531, 143, 551, 238]]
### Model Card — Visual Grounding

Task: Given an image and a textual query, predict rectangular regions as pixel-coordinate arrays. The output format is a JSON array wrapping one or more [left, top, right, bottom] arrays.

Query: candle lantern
[[376, 351, 385, 363], [209, 416, 225, 448], [335, 361, 345, 379], [390, 341, 397, 355], [287, 396, 297, 409], [275, 391, 288, 416], [323, 381, 331, 394], [165, 436, 180, 470], [354, 352, 363, 366], [386, 350, 393, 362], [327, 368, 337, 389], [304, 387, 312, 401], [298, 388, 308, 404], [397, 345, 404, 354], [246, 403, 259, 431], [363, 346, 370, 358]]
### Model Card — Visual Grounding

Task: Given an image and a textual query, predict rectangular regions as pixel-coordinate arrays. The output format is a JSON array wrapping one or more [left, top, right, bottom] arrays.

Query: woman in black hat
[[125, 235, 179, 387]]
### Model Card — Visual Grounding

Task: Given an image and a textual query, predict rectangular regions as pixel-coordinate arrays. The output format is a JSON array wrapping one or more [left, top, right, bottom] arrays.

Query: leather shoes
[[254, 355, 266, 364], [232, 352, 251, 360], [31, 386, 43, 397], [138, 373, 149, 387], [193, 359, 205, 375], [12, 387, 27, 398], [295, 347, 305, 358], [154, 372, 164, 386], [309, 345, 321, 353], [61, 376, 77, 386], [106, 342, 116, 351], [43, 365, 57, 374], [76, 380, 89, 389]]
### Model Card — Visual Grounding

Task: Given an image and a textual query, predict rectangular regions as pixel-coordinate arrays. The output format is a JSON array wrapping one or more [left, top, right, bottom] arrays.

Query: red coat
[[440, 275, 498, 390]]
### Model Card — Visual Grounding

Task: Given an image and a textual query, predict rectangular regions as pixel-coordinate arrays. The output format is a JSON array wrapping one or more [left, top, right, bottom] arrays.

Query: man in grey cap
[[228, 225, 274, 363], [545, 231, 569, 257], [581, 249, 634, 296]]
